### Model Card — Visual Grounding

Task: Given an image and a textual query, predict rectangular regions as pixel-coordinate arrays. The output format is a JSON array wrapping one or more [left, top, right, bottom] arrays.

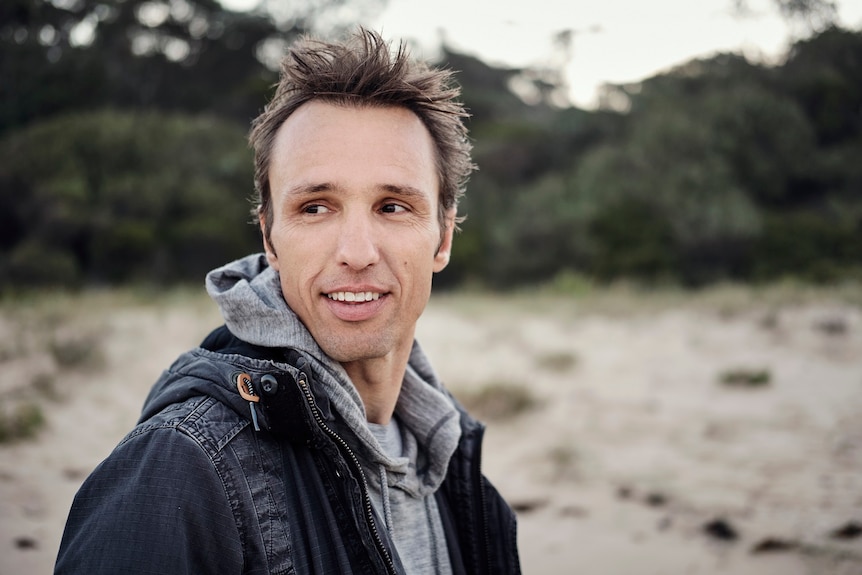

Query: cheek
[[280, 275, 310, 317]]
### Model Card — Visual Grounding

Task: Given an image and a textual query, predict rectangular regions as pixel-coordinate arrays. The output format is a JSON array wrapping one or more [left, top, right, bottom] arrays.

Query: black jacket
[[56, 326, 521, 574]]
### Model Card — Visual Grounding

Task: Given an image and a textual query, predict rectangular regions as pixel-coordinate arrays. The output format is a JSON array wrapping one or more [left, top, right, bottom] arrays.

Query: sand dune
[[1, 286, 860, 574]]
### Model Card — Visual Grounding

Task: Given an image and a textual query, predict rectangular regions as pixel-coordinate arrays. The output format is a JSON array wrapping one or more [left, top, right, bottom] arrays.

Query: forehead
[[272, 101, 437, 169]]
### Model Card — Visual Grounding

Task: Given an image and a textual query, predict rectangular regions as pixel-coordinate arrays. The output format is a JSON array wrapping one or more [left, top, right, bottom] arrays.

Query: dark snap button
[[261, 374, 279, 395]]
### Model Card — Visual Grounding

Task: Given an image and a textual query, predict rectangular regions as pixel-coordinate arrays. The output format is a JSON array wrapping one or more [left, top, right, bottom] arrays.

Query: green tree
[[0, 0, 386, 136], [0, 110, 259, 287], [733, 0, 838, 33]]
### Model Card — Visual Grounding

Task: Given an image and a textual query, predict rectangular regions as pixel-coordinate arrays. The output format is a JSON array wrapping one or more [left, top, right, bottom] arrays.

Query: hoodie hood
[[148, 253, 462, 498]]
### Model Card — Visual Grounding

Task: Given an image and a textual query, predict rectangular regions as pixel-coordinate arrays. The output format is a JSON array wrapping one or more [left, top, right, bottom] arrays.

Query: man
[[55, 28, 521, 575]]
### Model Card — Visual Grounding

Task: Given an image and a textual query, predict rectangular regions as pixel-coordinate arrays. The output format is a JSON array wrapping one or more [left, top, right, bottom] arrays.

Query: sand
[[1, 287, 861, 574]]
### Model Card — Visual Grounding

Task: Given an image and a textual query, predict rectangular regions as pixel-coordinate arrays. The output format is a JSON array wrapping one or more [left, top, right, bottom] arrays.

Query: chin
[[319, 337, 392, 364]]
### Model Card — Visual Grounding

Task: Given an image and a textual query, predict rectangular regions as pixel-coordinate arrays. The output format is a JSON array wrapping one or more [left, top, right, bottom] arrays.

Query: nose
[[336, 210, 380, 270]]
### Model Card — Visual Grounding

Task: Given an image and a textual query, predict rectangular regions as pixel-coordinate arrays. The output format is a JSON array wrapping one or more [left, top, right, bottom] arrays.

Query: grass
[[524, 275, 862, 317], [454, 380, 540, 421], [0, 280, 857, 443], [548, 443, 580, 481], [534, 351, 578, 373], [0, 286, 224, 444], [718, 367, 772, 388], [0, 402, 45, 443], [49, 332, 105, 370], [0, 290, 127, 443], [31, 372, 59, 401], [432, 277, 862, 327]]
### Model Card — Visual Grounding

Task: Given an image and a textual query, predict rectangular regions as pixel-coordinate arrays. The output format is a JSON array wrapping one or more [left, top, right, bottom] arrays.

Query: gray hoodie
[[206, 254, 461, 575]]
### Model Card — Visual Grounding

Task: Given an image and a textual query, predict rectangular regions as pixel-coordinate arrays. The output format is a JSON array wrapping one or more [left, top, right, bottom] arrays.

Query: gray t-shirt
[[367, 417, 454, 575]]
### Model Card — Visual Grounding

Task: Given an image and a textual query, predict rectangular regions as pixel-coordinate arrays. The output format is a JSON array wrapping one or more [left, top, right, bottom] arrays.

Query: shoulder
[[57, 397, 249, 574], [125, 394, 249, 458]]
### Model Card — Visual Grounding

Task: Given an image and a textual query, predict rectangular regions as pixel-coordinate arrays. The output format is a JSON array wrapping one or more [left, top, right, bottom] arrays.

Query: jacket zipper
[[296, 371, 399, 575], [473, 426, 493, 574]]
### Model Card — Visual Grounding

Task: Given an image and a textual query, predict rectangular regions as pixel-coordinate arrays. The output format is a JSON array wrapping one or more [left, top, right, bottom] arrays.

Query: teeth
[[327, 291, 380, 302]]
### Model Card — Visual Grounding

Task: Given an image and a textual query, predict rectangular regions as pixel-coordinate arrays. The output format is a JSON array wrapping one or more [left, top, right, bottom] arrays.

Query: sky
[[221, 0, 862, 108]]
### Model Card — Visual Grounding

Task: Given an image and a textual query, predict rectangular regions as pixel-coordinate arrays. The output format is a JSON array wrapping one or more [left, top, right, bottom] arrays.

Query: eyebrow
[[379, 183, 430, 201], [283, 182, 431, 200], [283, 182, 335, 196]]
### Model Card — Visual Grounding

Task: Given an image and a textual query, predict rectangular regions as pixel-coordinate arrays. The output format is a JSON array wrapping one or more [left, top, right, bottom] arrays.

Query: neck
[[342, 348, 411, 425]]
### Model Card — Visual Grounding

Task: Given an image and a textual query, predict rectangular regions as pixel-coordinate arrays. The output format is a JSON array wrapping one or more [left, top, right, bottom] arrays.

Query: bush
[[49, 333, 105, 371], [0, 402, 45, 443], [0, 110, 260, 289], [3, 240, 81, 288], [751, 210, 862, 283], [718, 368, 772, 388], [455, 381, 540, 421]]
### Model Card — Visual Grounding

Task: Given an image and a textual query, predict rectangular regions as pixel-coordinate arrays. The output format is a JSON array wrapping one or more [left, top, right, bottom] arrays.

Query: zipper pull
[[235, 372, 261, 431]]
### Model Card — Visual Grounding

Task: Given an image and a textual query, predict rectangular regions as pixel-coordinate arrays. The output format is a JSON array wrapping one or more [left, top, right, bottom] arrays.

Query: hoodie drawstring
[[378, 465, 394, 536]]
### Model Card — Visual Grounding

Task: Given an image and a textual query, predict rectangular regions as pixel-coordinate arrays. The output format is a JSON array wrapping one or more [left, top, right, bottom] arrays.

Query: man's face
[[262, 101, 454, 366]]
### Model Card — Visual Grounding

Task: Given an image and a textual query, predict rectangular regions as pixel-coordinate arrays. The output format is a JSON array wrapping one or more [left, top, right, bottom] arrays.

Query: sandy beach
[[1, 285, 861, 574]]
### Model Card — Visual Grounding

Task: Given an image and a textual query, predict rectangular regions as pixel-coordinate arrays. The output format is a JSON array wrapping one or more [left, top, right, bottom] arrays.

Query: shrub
[[0, 402, 45, 443], [718, 368, 772, 388], [49, 333, 105, 371], [0, 110, 260, 289], [534, 351, 578, 373], [455, 381, 540, 421]]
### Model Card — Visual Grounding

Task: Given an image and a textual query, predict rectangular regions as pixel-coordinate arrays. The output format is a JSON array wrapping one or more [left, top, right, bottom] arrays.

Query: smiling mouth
[[326, 291, 382, 302]]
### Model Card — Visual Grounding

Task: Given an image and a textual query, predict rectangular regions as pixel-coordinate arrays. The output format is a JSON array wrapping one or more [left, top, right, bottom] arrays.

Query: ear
[[260, 213, 280, 271], [433, 208, 457, 273]]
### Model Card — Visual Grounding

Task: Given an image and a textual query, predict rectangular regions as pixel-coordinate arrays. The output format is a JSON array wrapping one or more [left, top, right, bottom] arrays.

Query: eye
[[303, 204, 330, 214], [381, 203, 407, 214]]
